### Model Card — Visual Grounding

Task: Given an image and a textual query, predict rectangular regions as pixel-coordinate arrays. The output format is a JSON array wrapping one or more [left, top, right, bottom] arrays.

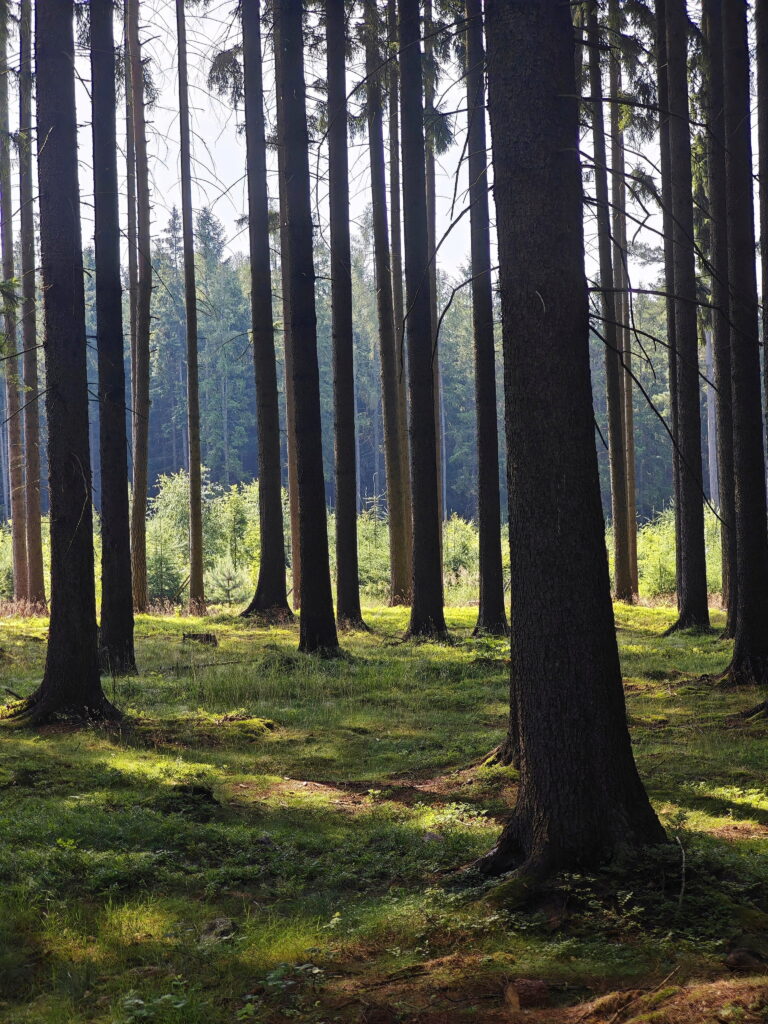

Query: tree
[[721, 0, 768, 690], [274, 0, 339, 654], [477, 0, 665, 877], [327, 0, 364, 629], [175, 0, 205, 614], [238, 0, 291, 619], [18, 0, 45, 609], [91, 0, 136, 674], [663, 0, 709, 632], [399, 0, 448, 639], [13, 0, 118, 723], [757, 0, 768, 484], [465, 0, 506, 635], [0, 0, 28, 604]]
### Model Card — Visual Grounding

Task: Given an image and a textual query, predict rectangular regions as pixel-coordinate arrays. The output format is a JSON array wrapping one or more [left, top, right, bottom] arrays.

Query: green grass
[[0, 604, 766, 1023]]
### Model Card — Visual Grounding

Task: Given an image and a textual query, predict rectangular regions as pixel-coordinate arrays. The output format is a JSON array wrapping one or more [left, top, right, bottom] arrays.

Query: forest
[[1, 0, 768, 1022]]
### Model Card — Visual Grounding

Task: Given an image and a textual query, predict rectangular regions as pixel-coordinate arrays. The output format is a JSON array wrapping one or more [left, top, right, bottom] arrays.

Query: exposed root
[[239, 604, 294, 624], [472, 619, 510, 638], [337, 616, 370, 633], [739, 700, 768, 721], [476, 736, 519, 769], [3, 692, 123, 728], [663, 617, 712, 638]]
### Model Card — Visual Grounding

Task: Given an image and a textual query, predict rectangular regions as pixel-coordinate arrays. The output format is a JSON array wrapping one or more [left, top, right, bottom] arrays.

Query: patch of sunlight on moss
[[98, 898, 183, 949]]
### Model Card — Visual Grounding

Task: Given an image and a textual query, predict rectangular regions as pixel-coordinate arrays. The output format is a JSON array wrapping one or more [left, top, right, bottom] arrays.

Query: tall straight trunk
[[0, 0, 28, 604], [175, 0, 205, 614], [465, 0, 507, 635], [127, 0, 152, 612], [705, 328, 718, 503], [399, 0, 447, 638], [365, 0, 412, 608], [722, 0, 768, 688], [125, 2, 138, 429], [327, 0, 364, 629], [387, 0, 413, 604], [18, 0, 45, 609], [91, 0, 136, 675], [704, 0, 736, 632], [664, 0, 710, 631], [0, 390, 8, 521], [757, 2, 768, 491], [587, 5, 633, 604], [478, 0, 665, 878], [18, 0, 118, 723], [240, 0, 290, 618], [274, 1, 338, 654]]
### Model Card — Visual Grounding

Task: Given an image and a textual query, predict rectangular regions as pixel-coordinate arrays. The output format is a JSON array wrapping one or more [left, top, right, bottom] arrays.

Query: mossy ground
[[0, 604, 766, 1023]]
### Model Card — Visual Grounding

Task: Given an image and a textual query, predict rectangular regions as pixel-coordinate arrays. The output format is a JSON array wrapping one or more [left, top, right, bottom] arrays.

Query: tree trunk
[[386, 0, 413, 605], [18, 0, 45, 610], [366, 0, 412, 609], [175, 0, 206, 615], [125, 1, 138, 437], [0, 0, 28, 605], [465, 0, 507, 636], [664, 0, 710, 631], [240, 0, 291, 620], [91, 0, 137, 675], [327, 0, 364, 629], [587, 5, 633, 606], [478, 0, 665, 877], [127, 0, 152, 613], [721, 0, 768, 688], [274, 1, 338, 654], [399, 0, 448, 639], [17, 0, 118, 723]]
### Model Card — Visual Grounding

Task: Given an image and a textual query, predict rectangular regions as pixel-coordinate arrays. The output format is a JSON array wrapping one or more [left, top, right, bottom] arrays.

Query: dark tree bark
[[327, 0, 364, 629], [91, 0, 137, 675], [365, 0, 412, 608], [124, 0, 138, 432], [721, 0, 768, 689], [175, 0, 206, 615], [15, 0, 118, 723], [127, 0, 152, 613], [477, 0, 665, 877], [465, 0, 507, 636], [18, 0, 45, 610], [0, 0, 28, 604], [702, 0, 736, 636], [757, 0, 768, 502], [399, 0, 448, 639], [664, 0, 710, 632], [240, 0, 291, 620], [274, 0, 338, 654]]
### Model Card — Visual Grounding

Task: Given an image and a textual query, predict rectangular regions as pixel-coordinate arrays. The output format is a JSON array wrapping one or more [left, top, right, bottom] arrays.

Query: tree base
[[718, 653, 768, 689], [472, 618, 510, 638], [663, 614, 711, 637], [739, 700, 768, 721], [240, 602, 294, 624], [3, 689, 122, 728], [478, 734, 519, 769], [337, 615, 369, 632]]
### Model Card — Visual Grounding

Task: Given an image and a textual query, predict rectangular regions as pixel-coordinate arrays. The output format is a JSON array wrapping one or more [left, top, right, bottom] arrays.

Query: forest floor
[[0, 605, 767, 1023]]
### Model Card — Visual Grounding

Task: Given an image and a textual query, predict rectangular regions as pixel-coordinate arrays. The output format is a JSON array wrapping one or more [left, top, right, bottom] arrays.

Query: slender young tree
[[477, 0, 665, 878], [127, 0, 152, 612], [18, 0, 45, 609], [175, 0, 205, 614], [721, 0, 768, 689], [664, 0, 710, 632], [274, 0, 338, 654], [399, 0, 448, 638], [465, 0, 506, 635], [239, 0, 291, 619], [0, 0, 28, 604], [91, 0, 136, 674], [365, 0, 412, 608], [327, 0, 364, 629], [13, 0, 118, 723]]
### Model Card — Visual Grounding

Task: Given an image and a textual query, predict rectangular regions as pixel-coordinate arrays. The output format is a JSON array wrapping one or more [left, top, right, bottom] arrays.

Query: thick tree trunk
[[0, 0, 28, 605], [399, 0, 448, 639], [760, 0, 768, 480], [91, 0, 137, 675], [18, 0, 118, 723], [127, 0, 152, 613], [664, 0, 710, 632], [478, 0, 665, 877], [175, 0, 206, 615], [587, 6, 632, 606], [274, 1, 338, 654], [366, 0, 412, 609], [465, 0, 507, 636], [721, 0, 768, 688], [327, 0, 364, 630], [18, 0, 45, 610], [240, 0, 291, 619]]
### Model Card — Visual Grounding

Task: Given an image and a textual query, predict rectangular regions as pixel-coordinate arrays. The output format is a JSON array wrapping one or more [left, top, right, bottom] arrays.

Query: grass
[[0, 603, 767, 1023]]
